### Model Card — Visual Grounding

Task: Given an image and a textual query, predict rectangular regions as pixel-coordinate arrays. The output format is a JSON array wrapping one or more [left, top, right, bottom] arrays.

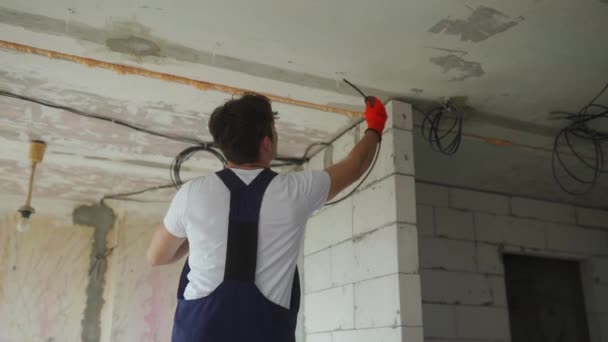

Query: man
[[147, 93, 387, 341]]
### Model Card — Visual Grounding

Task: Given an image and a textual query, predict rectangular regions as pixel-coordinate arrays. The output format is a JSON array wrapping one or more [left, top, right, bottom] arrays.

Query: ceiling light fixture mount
[[16, 140, 46, 233]]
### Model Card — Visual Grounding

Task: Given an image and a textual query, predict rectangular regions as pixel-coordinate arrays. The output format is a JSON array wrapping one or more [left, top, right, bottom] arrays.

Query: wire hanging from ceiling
[[550, 81, 608, 195], [420, 101, 464, 156]]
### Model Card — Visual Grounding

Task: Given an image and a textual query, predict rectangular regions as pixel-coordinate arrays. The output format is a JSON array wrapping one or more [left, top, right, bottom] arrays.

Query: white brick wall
[[416, 205, 435, 237], [489, 275, 507, 307], [415, 183, 448, 207], [422, 304, 456, 338], [333, 327, 402, 342], [306, 333, 332, 342], [420, 270, 492, 305], [305, 285, 354, 333], [577, 207, 608, 229], [474, 213, 545, 249], [454, 306, 510, 340], [385, 100, 413, 131], [511, 197, 576, 224], [417, 182, 608, 342], [362, 129, 416, 189], [304, 249, 332, 293], [419, 238, 476, 272], [331, 241, 356, 287], [434, 208, 474, 240], [352, 176, 398, 235], [355, 274, 402, 329], [546, 224, 608, 255], [354, 225, 399, 281], [399, 274, 423, 326], [304, 198, 353, 255], [449, 188, 509, 215], [476, 243, 504, 274], [398, 224, 420, 273], [303, 99, 421, 342]]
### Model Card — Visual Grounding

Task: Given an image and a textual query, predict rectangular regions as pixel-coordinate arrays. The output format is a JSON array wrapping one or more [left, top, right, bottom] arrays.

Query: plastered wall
[[0, 196, 182, 342]]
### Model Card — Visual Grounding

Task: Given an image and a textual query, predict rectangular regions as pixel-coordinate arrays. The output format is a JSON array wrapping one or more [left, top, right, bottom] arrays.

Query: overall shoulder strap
[[216, 168, 277, 282]]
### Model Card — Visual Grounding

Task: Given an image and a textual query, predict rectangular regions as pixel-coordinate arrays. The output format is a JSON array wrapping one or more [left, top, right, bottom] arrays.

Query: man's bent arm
[[147, 225, 187, 266], [325, 96, 387, 201], [325, 130, 379, 201]]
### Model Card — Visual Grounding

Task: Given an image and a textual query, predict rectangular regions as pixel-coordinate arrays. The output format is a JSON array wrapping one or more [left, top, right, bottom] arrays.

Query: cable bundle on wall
[[551, 82, 608, 195], [420, 101, 464, 156], [170, 145, 227, 188]]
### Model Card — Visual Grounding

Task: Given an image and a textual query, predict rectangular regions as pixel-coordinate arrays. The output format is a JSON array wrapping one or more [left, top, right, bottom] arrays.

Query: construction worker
[[146, 93, 387, 341]]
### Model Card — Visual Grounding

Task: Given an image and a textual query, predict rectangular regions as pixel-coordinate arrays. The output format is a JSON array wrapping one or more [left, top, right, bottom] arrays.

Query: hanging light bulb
[[16, 215, 32, 233], [16, 140, 46, 233]]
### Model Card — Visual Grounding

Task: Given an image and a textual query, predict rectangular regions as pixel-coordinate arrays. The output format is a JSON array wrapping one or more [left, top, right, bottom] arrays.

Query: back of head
[[208, 93, 275, 165]]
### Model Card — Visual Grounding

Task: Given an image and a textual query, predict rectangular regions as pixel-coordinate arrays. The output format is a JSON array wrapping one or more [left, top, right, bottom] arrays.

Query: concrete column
[[303, 100, 423, 342]]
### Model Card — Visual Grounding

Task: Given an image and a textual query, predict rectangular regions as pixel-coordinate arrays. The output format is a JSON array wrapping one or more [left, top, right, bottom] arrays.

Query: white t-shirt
[[163, 168, 330, 309]]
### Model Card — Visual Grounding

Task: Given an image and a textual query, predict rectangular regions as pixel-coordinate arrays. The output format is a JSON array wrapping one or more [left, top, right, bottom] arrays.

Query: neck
[[227, 161, 269, 170]]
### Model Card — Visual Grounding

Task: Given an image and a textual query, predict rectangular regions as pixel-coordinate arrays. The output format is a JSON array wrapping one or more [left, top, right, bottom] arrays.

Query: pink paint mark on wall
[[141, 268, 163, 342], [37, 280, 56, 340]]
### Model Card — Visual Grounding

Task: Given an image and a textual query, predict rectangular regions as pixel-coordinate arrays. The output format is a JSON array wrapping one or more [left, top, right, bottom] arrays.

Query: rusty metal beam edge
[[0, 39, 364, 118]]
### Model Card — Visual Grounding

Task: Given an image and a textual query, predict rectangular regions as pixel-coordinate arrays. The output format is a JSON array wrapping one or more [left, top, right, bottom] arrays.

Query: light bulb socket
[[17, 205, 35, 218], [29, 140, 47, 164]]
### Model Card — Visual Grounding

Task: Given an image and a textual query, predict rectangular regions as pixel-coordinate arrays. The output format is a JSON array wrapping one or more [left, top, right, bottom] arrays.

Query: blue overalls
[[172, 168, 301, 342]]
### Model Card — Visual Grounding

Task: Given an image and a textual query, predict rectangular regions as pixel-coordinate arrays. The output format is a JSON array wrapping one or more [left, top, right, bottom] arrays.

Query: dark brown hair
[[208, 93, 276, 164]]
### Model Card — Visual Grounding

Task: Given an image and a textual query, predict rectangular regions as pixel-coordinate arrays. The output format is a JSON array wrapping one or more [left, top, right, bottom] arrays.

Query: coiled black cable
[[551, 81, 608, 195], [420, 101, 464, 155], [170, 145, 227, 188]]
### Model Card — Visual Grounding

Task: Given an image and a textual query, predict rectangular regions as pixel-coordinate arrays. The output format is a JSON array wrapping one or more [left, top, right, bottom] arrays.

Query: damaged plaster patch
[[430, 54, 485, 81], [429, 6, 524, 43], [106, 36, 160, 57], [73, 203, 116, 342]]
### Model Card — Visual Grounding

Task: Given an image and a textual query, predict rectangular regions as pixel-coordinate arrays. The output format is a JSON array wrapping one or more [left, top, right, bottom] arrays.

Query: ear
[[261, 136, 272, 152]]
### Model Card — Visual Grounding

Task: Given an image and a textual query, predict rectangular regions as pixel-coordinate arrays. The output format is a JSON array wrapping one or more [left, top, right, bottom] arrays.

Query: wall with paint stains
[[0, 196, 182, 342]]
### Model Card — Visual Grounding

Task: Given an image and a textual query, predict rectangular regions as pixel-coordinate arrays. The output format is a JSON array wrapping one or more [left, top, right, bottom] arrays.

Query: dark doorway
[[504, 254, 590, 342]]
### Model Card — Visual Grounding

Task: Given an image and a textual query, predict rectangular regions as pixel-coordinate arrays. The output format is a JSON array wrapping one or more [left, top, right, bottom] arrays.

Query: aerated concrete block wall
[[303, 100, 424, 342], [416, 182, 608, 342]]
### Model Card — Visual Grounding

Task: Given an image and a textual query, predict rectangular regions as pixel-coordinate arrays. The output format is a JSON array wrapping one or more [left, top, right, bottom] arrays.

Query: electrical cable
[[170, 145, 226, 188], [0, 90, 207, 146], [325, 142, 380, 206], [101, 183, 175, 203], [550, 81, 608, 195], [323, 79, 382, 206], [1, 83, 379, 202], [420, 101, 464, 155]]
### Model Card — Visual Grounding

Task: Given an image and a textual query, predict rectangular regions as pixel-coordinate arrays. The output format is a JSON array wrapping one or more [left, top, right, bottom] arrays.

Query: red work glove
[[365, 96, 387, 139]]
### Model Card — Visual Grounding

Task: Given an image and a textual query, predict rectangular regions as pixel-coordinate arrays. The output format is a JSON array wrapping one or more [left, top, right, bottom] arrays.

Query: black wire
[[586, 81, 608, 109], [420, 102, 464, 155], [1, 87, 381, 203], [342, 78, 368, 98], [551, 80, 608, 195], [0, 90, 207, 146], [323, 79, 381, 206], [101, 183, 176, 203], [325, 141, 381, 206], [171, 145, 227, 188]]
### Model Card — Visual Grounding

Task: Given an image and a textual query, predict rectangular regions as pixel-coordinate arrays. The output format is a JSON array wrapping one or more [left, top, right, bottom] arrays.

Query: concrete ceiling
[[0, 0, 607, 207]]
